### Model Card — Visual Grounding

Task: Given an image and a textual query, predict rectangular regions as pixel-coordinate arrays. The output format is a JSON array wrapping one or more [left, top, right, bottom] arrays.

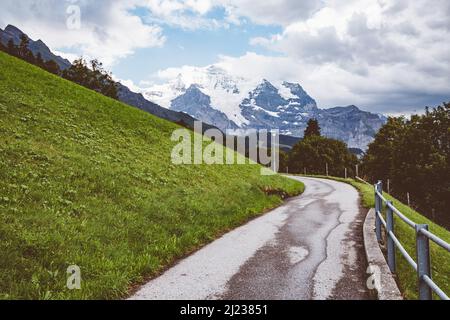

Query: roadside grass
[[299, 175, 450, 300], [0, 51, 304, 300]]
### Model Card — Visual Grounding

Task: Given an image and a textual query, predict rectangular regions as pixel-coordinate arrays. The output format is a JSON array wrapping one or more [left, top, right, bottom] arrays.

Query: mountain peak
[[170, 74, 186, 92], [328, 105, 360, 112], [346, 105, 359, 111], [281, 82, 308, 96], [256, 79, 277, 92], [186, 84, 202, 92], [206, 65, 226, 75], [4, 24, 24, 37], [1, 24, 72, 70], [282, 81, 303, 91]]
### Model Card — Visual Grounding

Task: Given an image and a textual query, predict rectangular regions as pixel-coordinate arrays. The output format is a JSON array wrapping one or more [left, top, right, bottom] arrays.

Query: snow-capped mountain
[[171, 84, 240, 130], [145, 66, 386, 150], [239, 80, 319, 135], [146, 66, 252, 128]]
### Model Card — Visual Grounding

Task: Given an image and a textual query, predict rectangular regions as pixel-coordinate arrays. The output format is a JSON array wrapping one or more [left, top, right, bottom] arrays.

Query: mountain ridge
[[0, 24, 72, 70], [145, 67, 386, 149]]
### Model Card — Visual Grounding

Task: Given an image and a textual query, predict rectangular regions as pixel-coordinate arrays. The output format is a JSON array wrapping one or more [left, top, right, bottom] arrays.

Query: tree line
[[361, 103, 449, 229], [0, 35, 61, 75], [280, 119, 358, 177], [0, 34, 118, 99], [284, 110, 449, 229]]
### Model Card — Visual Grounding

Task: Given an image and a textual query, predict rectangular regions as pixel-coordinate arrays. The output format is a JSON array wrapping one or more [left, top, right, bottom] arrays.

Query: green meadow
[[0, 51, 304, 299]]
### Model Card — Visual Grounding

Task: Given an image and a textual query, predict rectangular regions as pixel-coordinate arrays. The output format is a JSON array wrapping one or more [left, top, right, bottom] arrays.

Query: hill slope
[[0, 24, 219, 136], [0, 51, 303, 300]]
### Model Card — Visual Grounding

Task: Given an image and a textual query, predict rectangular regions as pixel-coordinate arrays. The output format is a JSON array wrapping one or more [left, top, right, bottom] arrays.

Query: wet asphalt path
[[130, 177, 372, 300]]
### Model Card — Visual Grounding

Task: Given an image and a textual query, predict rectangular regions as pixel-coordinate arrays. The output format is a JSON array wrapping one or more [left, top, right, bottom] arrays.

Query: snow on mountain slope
[[145, 66, 253, 127], [144, 65, 386, 150]]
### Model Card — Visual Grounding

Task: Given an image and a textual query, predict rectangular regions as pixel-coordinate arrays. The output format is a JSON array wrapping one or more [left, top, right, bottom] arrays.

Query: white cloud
[[131, 0, 450, 113], [0, 0, 165, 66], [218, 0, 323, 26], [1, 0, 448, 113], [240, 0, 450, 112], [137, 0, 225, 30], [135, 0, 323, 29]]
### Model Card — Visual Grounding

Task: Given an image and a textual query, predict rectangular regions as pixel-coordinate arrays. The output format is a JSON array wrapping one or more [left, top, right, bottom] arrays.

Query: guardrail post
[[386, 201, 396, 273], [416, 224, 432, 300], [375, 181, 382, 242]]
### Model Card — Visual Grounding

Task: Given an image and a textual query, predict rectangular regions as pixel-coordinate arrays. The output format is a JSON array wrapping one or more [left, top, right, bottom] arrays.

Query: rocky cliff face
[[171, 85, 239, 130]]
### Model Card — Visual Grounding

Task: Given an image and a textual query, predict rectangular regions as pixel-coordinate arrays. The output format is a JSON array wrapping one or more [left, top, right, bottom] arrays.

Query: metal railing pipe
[[375, 181, 382, 242], [415, 224, 432, 300], [419, 228, 450, 252], [372, 180, 450, 300], [386, 201, 396, 273]]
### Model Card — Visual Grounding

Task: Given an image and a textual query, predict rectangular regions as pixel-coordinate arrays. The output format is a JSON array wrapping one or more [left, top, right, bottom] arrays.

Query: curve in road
[[130, 177, 372, 300]]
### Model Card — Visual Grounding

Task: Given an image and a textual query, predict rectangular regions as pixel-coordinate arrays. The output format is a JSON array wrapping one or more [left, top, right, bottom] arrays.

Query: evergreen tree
[[62, 58, 90, 85], [304, 119, 321, 137], [43, 59, 60, 75], [62, 58, 117, 99], [362, 117, 406, 184], [18, 34, 34, 62], [288, 135, 357, 176]]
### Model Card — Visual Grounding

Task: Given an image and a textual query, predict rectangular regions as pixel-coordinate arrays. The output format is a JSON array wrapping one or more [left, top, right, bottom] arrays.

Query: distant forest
[[281, 119, 358, 177]]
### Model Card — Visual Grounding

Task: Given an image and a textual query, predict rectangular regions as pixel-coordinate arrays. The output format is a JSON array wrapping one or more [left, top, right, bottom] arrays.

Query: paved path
[[130, 177, 372, 300]]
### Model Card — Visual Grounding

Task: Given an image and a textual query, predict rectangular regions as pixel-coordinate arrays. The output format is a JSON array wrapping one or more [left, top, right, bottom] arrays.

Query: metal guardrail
[[374, 181, 450, 300]]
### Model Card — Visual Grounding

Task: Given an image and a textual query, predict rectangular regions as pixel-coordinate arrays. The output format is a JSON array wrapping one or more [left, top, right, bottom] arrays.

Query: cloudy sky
[[1, 0, 449, 114]]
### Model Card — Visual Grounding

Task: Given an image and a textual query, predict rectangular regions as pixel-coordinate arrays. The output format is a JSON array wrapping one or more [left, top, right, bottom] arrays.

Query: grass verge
[[0, 51, 304, 300]]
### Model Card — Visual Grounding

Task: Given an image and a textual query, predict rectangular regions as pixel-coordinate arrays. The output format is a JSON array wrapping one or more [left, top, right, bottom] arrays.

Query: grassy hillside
[[0, 51, 304, 300], [302, 175, 450, 300]]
